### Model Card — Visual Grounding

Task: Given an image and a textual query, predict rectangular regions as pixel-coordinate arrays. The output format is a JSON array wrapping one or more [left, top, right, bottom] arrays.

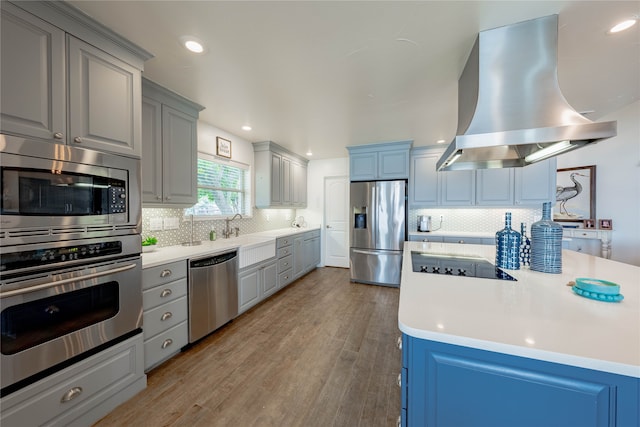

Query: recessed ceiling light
[[180, 36, 205, 53], [608, 17, 638, 34], [436, 139, 446, 144], [241, 125, 252, 131], [306, 151, 313, 156]]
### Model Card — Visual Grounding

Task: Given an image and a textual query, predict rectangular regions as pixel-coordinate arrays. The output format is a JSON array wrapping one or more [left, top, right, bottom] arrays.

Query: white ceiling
[[68, 1, 640, 160]]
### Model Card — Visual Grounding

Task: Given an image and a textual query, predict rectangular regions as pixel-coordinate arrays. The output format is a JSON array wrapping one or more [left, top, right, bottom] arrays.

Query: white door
[[324, 176, 349, 268]]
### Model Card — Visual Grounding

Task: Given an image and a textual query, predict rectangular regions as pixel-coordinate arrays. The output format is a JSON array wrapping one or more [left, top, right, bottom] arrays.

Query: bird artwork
[[556, 172, 588, 217]]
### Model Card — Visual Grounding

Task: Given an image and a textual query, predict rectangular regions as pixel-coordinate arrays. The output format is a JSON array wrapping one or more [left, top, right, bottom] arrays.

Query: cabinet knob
[[161, 338, 173, 349], [156, 195, 162, 200], [458, 240, 465, 244], [73, 136, 82, 143], [326, 225, 332, 229], [160, 289, 172, 298], [165, 196, 171, 200], [160, 269, 172, 278], [54, 132, 64, 140], [60, 386, 83, 403], [160, 312, 173, 321]]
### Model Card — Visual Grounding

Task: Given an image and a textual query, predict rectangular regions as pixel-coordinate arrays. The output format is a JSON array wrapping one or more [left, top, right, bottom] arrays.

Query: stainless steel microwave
[[0, 135, 141, 244]]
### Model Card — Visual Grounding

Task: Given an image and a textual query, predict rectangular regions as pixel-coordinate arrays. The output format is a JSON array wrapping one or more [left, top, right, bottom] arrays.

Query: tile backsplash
[[408, 207, 543, 234], [142, 208, 297, 247]]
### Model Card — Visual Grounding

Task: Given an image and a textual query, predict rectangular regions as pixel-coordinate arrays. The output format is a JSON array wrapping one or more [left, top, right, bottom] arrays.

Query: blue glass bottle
[[530, 202, 563, 273], [495, 212, 521, 270], [519, 222, 531, 267]]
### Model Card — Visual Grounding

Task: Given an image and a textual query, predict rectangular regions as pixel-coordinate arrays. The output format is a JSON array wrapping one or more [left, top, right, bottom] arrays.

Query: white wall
[[297, 157, 349, 266], [556, 100, 640, 266]]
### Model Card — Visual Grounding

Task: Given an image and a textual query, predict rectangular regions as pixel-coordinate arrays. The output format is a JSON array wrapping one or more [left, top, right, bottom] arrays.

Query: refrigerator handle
[[370, 183, 376, 240]]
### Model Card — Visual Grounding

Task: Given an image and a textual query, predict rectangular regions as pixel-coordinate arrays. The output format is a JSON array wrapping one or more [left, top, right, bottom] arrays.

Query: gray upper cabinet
[[514, 158, 557, 205], [0, 1, 151, 158], [1, 3, 66, 142], [67, 37, 141, 157], [347, 141, 412, 181], [440, 170, 476, 206], [141, 78, 204, 206], [409, 147, 441, 207], [409, 146, 556, 207], [476, 168, 514, 205], [253, 141, 308, 208]]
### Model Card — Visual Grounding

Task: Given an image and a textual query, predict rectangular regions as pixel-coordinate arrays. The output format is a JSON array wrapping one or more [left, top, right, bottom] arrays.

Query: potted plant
[[142, 236, 158, 253]]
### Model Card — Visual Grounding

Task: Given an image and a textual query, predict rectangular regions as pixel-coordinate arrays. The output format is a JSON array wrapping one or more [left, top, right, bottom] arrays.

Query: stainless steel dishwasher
[[188, 250, 238, 343]]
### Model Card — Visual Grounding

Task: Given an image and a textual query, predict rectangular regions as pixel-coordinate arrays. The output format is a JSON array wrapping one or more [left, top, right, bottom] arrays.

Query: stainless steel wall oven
[[0, 137, 143, 396]]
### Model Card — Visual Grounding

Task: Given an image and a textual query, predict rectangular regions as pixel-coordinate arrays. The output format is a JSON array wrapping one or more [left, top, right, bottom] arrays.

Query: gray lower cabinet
[[238, 257, 278, 314], [0, 1, 148, 158], [141, 78, 204, 206], [142, 260, 188, 371], [294, 229, 321, 280], [0, 334, 146, 427], [277, 236, 294, 288]]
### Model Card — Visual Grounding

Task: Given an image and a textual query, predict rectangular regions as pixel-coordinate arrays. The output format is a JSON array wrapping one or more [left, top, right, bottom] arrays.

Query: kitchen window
[[185, 154, 251, 217]]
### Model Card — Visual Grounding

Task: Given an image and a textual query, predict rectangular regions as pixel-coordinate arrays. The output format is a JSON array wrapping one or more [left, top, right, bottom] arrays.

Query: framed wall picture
[[216, 137, 232, 158], [583, 219, 596, 229], [598, 219, 613, 230], [554, 165, 596, 222]]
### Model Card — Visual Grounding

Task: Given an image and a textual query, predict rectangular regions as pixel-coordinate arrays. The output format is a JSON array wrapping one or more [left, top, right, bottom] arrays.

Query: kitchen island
[[398, 241, 639, 427]]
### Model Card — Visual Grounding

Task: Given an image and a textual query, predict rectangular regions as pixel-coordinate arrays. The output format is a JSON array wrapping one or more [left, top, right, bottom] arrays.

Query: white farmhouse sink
[[237, 236, 276, 268]]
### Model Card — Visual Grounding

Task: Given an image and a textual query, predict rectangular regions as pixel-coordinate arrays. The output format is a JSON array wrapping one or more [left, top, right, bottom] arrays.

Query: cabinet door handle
[[160, 289, 172, 298], [160, 269, 172, 278], [283, 262, 289, 266], [396, 336, 402, 350], [73, 136, 82, 143], [458, 240, 465, 244], [54, 132, 64, 140], [165, 196, 171, 200], [161, 312, 173, 321], [60, 386, 83, 403], [161, 338, 173, 349], [156, 195, 162, 200]]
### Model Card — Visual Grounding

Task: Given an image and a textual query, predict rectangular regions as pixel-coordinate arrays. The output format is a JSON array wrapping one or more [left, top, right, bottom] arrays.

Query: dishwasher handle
[[190, 251, 237, 268]]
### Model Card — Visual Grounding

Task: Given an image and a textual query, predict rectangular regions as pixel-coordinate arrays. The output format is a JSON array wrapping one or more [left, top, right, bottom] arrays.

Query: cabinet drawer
[[143, 296, 188, 339], [277, 246, 292, 258], [142, 261, 187, 290], [442, 236, 483, 245], [0, 334, 144, 427], [278, 270, 294, 288], [144, 321, 188, 371], [277, 237, 292, 248], [142, 278, 187, 310], [278, 254, 293, 273]]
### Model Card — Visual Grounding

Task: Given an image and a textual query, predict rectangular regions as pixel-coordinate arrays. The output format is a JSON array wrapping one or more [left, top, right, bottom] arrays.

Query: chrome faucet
[[224, 213, 243, 238]]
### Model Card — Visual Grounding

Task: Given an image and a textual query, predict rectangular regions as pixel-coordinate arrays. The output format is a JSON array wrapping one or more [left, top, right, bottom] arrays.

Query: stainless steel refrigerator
[[350, 180, 406, 287]]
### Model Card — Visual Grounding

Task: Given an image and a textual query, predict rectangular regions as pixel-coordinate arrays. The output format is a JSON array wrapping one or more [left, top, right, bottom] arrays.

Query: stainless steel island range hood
[[437, 14, 617, 171]]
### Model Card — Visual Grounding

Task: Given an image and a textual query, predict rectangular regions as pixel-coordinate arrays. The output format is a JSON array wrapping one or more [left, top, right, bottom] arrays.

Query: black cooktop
[[411, 252, 517, 281]]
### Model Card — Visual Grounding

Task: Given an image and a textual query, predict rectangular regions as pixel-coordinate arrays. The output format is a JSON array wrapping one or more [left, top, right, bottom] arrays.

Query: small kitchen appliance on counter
[[417, 215, 432, 232]]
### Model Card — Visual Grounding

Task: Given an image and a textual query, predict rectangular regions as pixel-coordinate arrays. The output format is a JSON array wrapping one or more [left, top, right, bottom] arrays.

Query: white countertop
[[408, 230, 495, 238], [141, 226, 320, 268], [399, 241, 640, 377]]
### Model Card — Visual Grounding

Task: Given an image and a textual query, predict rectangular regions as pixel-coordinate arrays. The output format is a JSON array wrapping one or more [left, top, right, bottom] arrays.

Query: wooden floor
[[94, 267, 401, 427]]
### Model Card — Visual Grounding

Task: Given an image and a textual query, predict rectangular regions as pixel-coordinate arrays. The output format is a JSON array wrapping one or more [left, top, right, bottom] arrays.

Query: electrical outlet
[[149, 218, 163, 231], [163, 217, 179, 230]]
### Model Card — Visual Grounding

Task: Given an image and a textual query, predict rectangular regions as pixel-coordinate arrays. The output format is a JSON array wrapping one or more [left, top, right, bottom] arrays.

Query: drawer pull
[[459, 240, 465, 244], [161, 338, 173, 349], [161, 312, 173, 321], [160, 289, 172, 298], [60, 386, 83, 403], [160, 269, 172, 278], [397, 336, 402, 350], [283, 262, 289, 266], [397, 373, 402, 388]]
